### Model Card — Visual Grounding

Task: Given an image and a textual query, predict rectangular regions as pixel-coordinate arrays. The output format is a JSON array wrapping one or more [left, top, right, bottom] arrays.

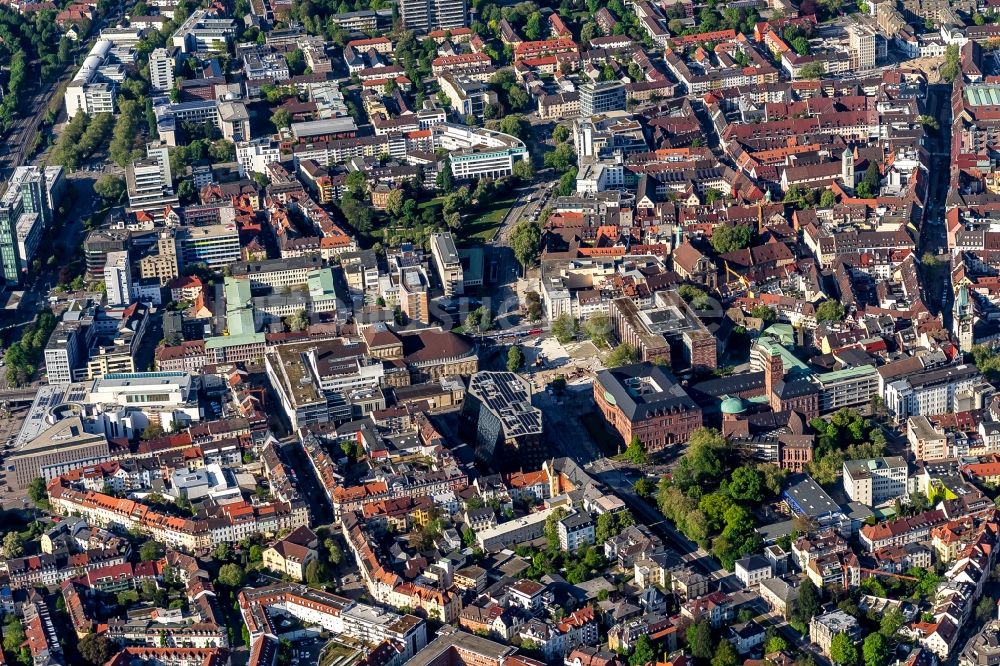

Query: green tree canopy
[[710, 224, 752, 254]]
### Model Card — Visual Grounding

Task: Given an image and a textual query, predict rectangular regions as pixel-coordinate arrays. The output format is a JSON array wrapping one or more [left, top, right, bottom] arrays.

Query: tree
[[525, 291, 543, 320], [630, 635, 655, 666], [512, 158, 535, 181], [583, 313, 611, 348], [862, 633, 889, 666], [765, 635, 790, 653], [524, 11, 543, 39], [271, 108, 292, 130], [94, 175, 126, 203], [507, 345, 525, 371], [552, 314, 579, 343], [346, 170, 367, 197], [553, 124, 570, 143], [78, 633, 114, 665], [543, 143, 576, 172], [606, 343, 638, 368], [941, 43, 960, 83], [918, 115, 940, 131], [558, 167, 578, 196], [286, 309, 309, 332], [820, 189, 837, 208], [710, 224, 752, 254], [815, 300, 846, 322], [27, 477, 48, 506], [340, 196, 374, 232], [625, 435, 648, 464], [750, 304, 776, 324], [218, 563, 244, 588], [499, 114, 530, 140], [830, 633, 858, 666], [977, 596, 996, 624], [797, 578, 821, 624], [687, 620, 713, 660], [792, 36, 810, 55], [712, 640, 739, 666], [139, 541, 164, 562], [728, 466, 765, 502], [2, 532, 23, 559], [634, 476, 653, 498], [177, 179, 197, 204], [305, 559, 330, 586], [879, 608, 904, 638], [799, 61, 826, 79], [3, 616, 25, 654], [436, 162, 454, 192], [510, 220, 541, 268]]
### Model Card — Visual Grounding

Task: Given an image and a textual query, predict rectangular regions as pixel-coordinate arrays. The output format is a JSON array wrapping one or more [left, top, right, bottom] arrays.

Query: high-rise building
[[846, 23, 876, 72], [104, 251, 133, 307], [0, 166, 61, 285], [429, 232, 464, 297], [139, 230, 180, 286], [397, 265, 430, 324], [149, 48, 175, 93], [399, 0, 466, 33], [126, 142, 178, 220], [579, 80, 626, 117]]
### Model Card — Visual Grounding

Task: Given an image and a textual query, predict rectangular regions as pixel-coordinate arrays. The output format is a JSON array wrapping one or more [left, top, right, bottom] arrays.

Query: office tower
[[0, 166, 57, 285]]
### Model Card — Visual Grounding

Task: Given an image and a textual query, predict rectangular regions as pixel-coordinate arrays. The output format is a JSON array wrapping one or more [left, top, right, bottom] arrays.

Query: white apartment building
[[149, 48, 175, 92], [104, 251, 133, 307], [236, 139, 281, 177], [843, 457, 909, 507], [126, 142, 179, 220], [884, 364, 981, 422], [399, 0, 466, 33], [557, 511, 595, 552], [735, 555, 772, 587]]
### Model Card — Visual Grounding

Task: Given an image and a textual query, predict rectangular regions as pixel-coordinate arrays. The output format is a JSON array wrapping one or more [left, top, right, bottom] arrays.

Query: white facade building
[[104, 251, 133, 307]]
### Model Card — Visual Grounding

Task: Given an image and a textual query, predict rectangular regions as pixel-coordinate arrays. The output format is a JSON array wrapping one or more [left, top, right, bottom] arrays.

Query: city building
[[884, 364, 982, 422], [149, 47, 175, 92], [430, 232, 464, 297], [171, 9, 236, 53], [558, 511, 596, 552], [104, 251, 132, 307], [579, 81, 626, 117], [843, 457, 909, 507], [0, 166, 61, 285], [593, 363, 702, 452], [126, 143, 178, 220], [177, 224, 241, 270], [399, 0, 466, 33], [810, 610, 862, 659], [846, 23, 877, 71], [432, 123, 529, 180], [734, 555, 772, 587], [463, 371, 544, 473], [64, 40, 120, 118], [439, 73, 497, 120]]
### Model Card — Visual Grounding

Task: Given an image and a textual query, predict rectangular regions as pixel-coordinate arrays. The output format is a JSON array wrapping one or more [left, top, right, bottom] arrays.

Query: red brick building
[[594, 364, 703, 452]]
